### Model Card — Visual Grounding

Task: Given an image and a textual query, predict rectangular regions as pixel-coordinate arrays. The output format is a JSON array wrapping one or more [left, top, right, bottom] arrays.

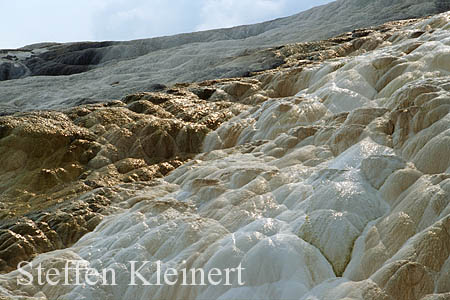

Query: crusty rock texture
[[0, 90, 247, 272], [0, 0, 448, 115], [0, 8, 449, 300]]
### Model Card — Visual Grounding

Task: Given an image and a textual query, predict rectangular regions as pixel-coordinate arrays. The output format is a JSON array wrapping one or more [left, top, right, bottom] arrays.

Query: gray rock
[[0, 0, 445, 113], [361, 155, 407, 189], [0, 61, 29, 81]]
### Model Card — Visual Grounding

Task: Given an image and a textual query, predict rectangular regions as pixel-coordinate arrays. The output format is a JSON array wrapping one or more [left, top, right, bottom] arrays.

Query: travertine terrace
[[0, 7, 449, 300]]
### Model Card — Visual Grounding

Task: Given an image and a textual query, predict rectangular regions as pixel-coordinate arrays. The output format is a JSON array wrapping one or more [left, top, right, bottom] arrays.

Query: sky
[[0, 0, 335, 49]]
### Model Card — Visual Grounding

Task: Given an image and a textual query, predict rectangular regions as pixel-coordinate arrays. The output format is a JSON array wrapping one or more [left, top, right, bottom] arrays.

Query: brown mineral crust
[[0, 88, 248, 272]]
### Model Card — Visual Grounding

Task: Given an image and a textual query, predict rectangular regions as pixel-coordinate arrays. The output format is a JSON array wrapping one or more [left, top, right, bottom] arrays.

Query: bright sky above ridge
[[0, 0, 334, 49]]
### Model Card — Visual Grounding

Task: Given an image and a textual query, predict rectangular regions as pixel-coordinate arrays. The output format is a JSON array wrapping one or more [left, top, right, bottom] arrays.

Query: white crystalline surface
[[1, 12, 450, 300]]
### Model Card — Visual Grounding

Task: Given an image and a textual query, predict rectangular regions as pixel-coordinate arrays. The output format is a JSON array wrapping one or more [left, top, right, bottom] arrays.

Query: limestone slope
[[0, 90, 248, 272], [0, 15, 431, 272], [0, 0, 448, 115], [0, 11, 449, 300]]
